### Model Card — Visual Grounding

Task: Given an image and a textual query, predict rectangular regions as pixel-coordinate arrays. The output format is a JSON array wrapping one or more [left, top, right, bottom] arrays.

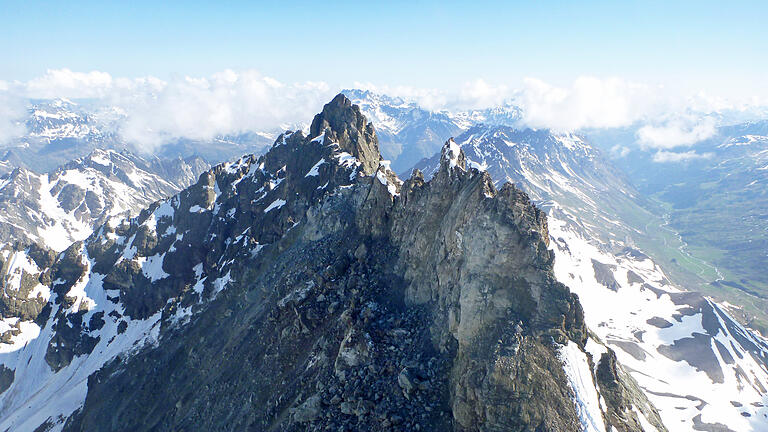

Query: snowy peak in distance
[[343, 88, 522, 174], [412, 124, 631, 244], [27, 98, 120, 142], [342, 89, 466, 172], [0, 148, 209, 251], [3, 98, 278, 174]]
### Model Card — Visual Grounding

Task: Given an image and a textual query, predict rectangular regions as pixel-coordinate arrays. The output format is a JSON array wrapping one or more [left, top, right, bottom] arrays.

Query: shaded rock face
[[0, 243, 55, 323], [309, 93, 381, 176], [1, 94, 656, 432]]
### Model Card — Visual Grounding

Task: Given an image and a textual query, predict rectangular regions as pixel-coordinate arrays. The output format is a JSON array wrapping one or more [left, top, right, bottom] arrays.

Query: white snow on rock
[[139, 253, 170, 282], [445, 138, 463, 170], [0, 149, 205, 252], [549, 213, 768, 431], [416, 126, 768, 431], [305, 158, 326, 177], [264, 198, 286, 213], [0, 241, 163, 432], [559, 341, 607, 432]]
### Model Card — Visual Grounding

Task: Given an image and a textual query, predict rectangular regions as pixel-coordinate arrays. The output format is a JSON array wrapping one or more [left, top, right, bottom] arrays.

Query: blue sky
[[1, 0, 766, 151], [2, 0, 767, 98]]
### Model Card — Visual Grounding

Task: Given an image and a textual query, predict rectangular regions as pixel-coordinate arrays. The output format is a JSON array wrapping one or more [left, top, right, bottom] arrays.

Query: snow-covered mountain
[[413, 125, 652, 247], [343, 89, 522, 174], [0, 149, 208, 251], [342, 89, 467, 172], [1, 98, 276, 173], [0, 95, 664, 432], [414, 125, 768, 430], [5, 91, 521, 176], [2, 99, 125, 173], [27, 98, 120, 143]]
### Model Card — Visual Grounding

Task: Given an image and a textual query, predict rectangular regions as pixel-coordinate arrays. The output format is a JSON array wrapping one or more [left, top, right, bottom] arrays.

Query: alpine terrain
[[414, 125, 768, 431], [343, 89, 522, 173], [0, 98, 275, 173], [0, 149, 209, 251], [589, 120, 768, 335], [0, 95, 668, 432]]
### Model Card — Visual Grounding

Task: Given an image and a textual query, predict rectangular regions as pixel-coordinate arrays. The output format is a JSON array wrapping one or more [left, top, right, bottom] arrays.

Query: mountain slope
[[0, 95, 661, 432], [0, 149, 208, 251], [413, 125, 653, 247], [414, 125, 768, 431], [593, 120, 768, 334]]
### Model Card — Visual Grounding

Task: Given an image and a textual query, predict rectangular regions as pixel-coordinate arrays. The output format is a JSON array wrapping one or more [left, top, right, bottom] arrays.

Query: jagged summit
[[439, 138, 467, 172], [413, 124, 768, 430], [309, 93, 381, 175]]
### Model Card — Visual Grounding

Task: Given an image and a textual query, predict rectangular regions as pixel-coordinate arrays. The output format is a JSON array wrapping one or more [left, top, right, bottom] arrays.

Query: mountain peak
[[439, 138, 466, 172], [309, 93, 381, 175]]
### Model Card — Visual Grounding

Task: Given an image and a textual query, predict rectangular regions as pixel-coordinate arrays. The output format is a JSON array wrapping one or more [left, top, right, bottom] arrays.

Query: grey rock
[[397, 367, 416, 393], [292, 394, 322, 423]]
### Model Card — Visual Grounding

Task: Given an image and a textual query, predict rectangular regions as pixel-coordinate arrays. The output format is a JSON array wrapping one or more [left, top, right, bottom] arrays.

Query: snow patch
[[305, 158, 326, 177], [264, 199, 286, 213], [559, 341, 607, 432]]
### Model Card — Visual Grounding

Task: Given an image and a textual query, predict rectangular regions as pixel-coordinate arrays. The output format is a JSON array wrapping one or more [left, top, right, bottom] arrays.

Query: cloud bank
[[0, 69, 765, 156], [0, 69, 335, 152], [636, 116, 717, 149], [113, 70, 332, 151], [517, 77, 664, 131]]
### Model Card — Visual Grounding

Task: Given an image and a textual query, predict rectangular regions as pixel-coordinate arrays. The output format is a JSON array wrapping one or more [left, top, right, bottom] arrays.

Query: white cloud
[[610, 145, 631, 158], [652, 150, 713, 163], [457, 79, 513, 110], [0, 69, 337, 152], [112, 70, 334, 151], [25, 69, 116, 99], [517, 77, 665, 131], [636, 117, 717, 149], [0, 70, 766, 154], [0, 88, 27, 144]]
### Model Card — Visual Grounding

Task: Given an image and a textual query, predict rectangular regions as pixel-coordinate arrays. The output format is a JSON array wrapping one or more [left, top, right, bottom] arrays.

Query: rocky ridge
[[412, 124, 768, 430], [1, 94, 662, 432]]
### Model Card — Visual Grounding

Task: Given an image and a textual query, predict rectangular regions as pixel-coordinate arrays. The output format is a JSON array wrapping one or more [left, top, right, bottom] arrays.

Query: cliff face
[[383, 144, 589, 429], [1, 95, 663, 432]]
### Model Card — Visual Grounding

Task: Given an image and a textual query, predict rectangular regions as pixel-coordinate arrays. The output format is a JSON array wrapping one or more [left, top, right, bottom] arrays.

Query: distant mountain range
[[0, 98, 274, 173], [3, 91, 766, 336], [0, 149, 208, 251], [1, 94, 665, 432], [342, 89, 522, 172]]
